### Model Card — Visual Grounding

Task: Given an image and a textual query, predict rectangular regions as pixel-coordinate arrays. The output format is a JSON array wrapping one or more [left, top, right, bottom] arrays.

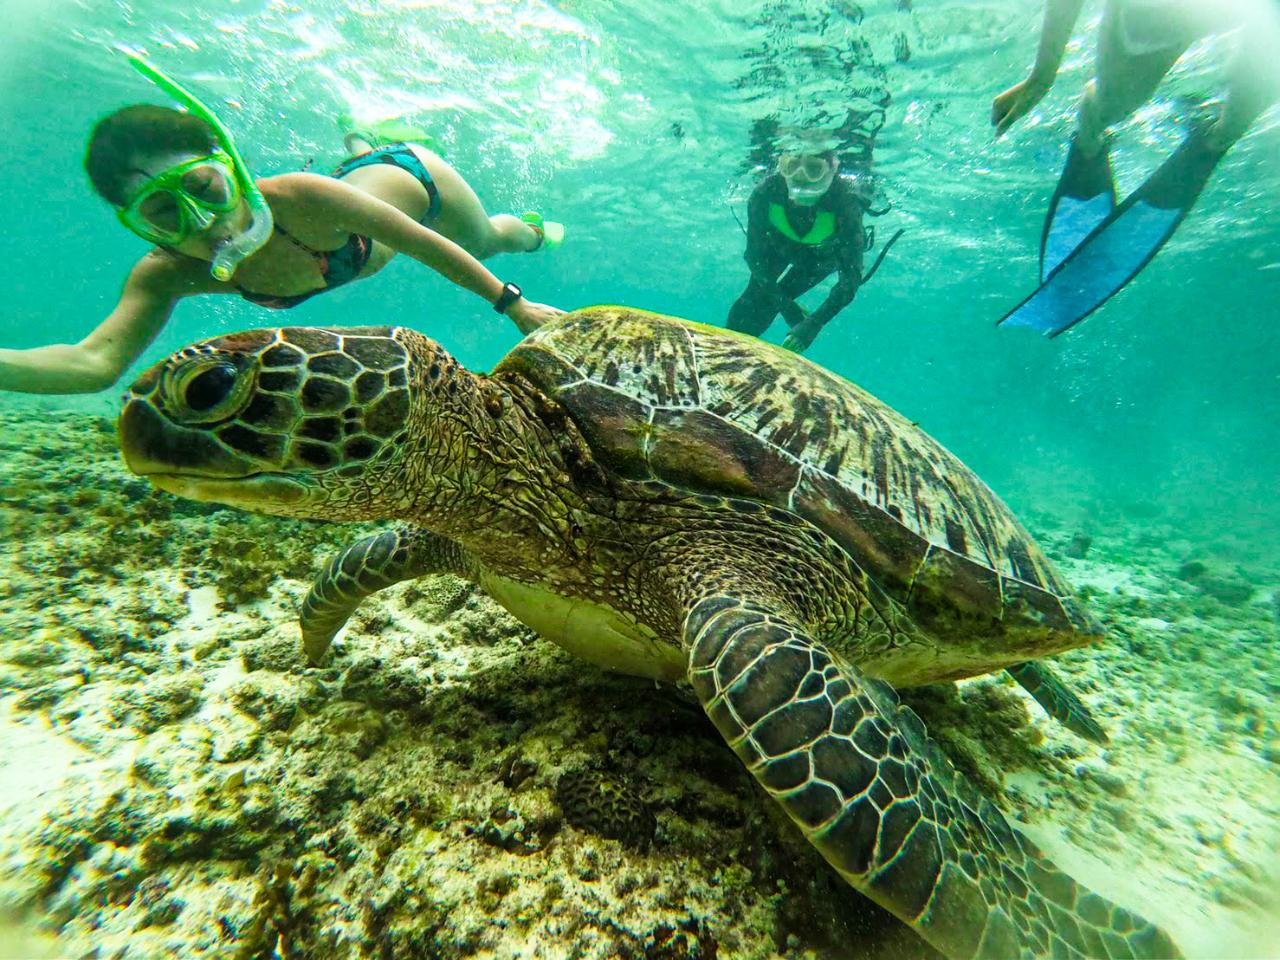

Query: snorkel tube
[[126, 54, 273, 281], [786, 179, 833, 206]]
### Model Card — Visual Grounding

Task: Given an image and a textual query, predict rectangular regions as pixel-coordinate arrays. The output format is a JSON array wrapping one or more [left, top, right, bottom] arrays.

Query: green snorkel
[[126, 54, 273, 281]]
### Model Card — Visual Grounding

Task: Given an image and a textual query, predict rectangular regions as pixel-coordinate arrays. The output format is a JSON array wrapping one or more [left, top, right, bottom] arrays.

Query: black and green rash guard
[[743, 173, 866, 328]]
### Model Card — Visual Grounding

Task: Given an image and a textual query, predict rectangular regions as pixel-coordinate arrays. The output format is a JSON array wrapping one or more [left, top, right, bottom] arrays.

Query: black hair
[[85, 105, 217, 206]]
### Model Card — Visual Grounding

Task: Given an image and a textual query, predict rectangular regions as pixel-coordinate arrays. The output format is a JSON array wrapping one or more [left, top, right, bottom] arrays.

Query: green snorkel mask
[[125, 54, 273, 281]]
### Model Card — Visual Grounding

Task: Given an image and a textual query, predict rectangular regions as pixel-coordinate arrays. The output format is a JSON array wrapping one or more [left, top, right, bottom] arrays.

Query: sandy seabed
[[0, 409, 1277, 960]]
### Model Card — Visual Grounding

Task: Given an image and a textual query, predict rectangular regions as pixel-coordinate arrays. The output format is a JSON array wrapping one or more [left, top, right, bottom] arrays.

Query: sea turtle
[[117, 307, 1181, 959]]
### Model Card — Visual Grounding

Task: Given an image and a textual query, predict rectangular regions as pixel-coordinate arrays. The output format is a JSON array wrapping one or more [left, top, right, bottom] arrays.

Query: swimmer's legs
[[727, 257, 830, 336], [777, 258, 835, 305], [486, 214, 545, 255], [1078, 1, 1276, 155], [1002, 4, 1276, 337], [1076, 4, 1191, 156], [345, 133, 375, 155], [727, 278, 780, 337], [417, 150, 541, 258], [1211, 20, 1280, 151]]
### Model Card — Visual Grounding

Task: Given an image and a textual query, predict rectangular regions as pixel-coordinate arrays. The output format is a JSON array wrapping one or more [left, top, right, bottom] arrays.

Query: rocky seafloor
[[0, 408, 1277, 960]]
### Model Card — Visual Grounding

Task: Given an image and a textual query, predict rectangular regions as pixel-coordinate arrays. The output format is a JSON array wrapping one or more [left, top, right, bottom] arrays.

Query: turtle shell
[[496, 307, 1098, 642]]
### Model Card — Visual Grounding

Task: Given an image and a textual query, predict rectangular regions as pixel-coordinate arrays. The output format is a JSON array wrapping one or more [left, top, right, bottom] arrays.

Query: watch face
[[495, 282, 523, 312]]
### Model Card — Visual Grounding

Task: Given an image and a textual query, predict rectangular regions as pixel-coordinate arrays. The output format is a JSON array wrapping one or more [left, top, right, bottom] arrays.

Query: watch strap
[[493, 281, 523, 314]]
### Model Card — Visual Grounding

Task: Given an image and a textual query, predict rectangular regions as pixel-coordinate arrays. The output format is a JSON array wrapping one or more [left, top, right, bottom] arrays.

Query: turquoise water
[[4, 0, 1278, 547], [2, 1, 1279, 957]]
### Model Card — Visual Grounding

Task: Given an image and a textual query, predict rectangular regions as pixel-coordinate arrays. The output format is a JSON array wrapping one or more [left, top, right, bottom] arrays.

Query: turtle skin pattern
[[299, 527, 468, 663]]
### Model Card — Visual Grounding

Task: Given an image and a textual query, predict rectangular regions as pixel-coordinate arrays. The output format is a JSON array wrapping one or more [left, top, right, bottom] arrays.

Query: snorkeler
[[993, 0, 1280, 337], [0, 57, 566, 395], [727, 147, 900, 354]]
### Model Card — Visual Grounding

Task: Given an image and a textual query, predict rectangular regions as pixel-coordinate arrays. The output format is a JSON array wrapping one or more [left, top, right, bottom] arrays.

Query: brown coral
[[556, 768, 656, 849]]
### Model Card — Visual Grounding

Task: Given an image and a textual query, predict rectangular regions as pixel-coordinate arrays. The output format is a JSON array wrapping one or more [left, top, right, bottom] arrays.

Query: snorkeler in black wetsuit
[[728, 151, 874, 354]]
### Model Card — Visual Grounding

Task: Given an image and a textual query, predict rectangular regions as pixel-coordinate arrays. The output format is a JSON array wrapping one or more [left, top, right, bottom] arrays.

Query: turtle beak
[[144, 472, 313, 510], [117, 398, 255, 479], [117, 398, 313, 512]]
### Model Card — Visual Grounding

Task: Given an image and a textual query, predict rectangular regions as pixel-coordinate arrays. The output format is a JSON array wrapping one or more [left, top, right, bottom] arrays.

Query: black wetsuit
[[727, 173, 865, 339]]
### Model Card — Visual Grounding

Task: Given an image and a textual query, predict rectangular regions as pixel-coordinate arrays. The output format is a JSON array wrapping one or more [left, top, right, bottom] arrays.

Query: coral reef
[[556, 768, 657, 849], [1, 409, 1277, 959]]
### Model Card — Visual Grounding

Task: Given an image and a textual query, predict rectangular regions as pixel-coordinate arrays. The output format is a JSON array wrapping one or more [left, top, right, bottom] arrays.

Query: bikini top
[[236, 143, 448, 309], [237, 222, 371, 310]]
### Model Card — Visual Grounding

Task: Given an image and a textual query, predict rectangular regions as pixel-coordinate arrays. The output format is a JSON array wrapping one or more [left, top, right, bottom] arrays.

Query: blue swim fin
[[1040, 136, 1116, 282], [1000, 127, 1226, 338]]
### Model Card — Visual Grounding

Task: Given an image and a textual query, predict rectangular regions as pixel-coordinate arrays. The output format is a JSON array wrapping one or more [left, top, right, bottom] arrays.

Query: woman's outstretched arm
[[0, 251, 218, 394]]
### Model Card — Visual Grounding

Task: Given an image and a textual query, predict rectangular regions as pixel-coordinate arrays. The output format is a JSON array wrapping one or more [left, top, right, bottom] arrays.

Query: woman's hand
[[991, 73, 1053, 138], [992, 0, 1086, 138], [507, 298, 565, 335]]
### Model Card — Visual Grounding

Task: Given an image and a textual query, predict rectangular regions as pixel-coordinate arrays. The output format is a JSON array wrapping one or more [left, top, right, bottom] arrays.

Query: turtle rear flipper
[[683, 594, 1182, 959], [301, 527, 469, 663], [1007, 660, 1109, 744]]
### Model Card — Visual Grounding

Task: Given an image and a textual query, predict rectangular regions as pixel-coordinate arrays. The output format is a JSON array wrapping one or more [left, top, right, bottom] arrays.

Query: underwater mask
[[124, 54, 273, 281], [118, 151, 242, 246], [780, 153, 835, 206]]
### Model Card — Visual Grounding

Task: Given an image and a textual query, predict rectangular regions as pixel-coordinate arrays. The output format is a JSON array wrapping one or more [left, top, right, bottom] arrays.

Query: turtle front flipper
[[1006, 661, 1108, 744], [683, 595, 1181, 960], [301, 527, 469, 664]]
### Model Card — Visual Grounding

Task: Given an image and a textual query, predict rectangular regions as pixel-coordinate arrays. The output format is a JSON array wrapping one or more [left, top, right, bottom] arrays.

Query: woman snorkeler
[[0, 57, 566, 395]]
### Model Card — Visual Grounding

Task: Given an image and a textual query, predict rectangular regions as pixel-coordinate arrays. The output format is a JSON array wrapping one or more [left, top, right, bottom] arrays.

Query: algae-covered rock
[[227, 674, 310, 732], [141, 785, 282, 867], [1065, 532, 1093, 559], [132, 727, 214, 788], [339, 655, 433, 710], [1176, 558, 1256, 606], [402, 574, 475, 623], [120, 673, 205, 733], [4, 627, 69, 667], [325, 700, 390, 759], [240, 631, 308, 673], [467, 803, 545, 854], [134, 874, 185, 928]]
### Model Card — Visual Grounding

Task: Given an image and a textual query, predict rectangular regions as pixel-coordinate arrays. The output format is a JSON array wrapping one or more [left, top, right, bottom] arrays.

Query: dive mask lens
[[783, 156, 834, 207], [136, 191, 183, 236], [121, 192, 213, 245], [801, 157, 830, 181], [118, 154, 240, 245], [120, 189, 187, 245], [178, 156, 238, 208], [780, 154, 831, 183]]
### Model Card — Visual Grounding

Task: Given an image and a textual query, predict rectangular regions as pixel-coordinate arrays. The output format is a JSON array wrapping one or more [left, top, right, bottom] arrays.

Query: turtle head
[[118, 326, 445, 518]]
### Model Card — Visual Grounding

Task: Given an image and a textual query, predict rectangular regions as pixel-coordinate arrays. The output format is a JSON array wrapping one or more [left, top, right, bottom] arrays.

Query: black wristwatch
[[492, 281, 523, 314]]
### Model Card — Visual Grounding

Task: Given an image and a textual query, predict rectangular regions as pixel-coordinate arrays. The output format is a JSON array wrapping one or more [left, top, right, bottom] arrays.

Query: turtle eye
[[186, 364, 236, 410], [168, 359, 250, 423]]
